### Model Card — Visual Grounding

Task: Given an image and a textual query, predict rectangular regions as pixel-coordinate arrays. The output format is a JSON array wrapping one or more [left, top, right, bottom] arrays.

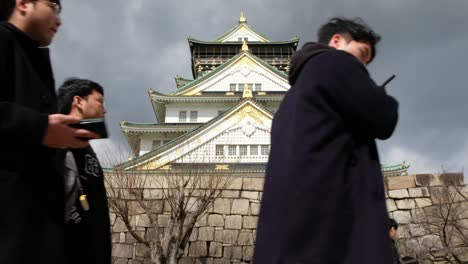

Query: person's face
[[328, 34, 372, 65], [389, 227, 398, 240], [76, 90, 106, 119], [22, 0, 62, 46]]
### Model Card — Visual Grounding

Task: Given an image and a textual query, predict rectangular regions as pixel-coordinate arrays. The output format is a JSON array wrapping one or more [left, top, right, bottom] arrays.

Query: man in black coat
[[57, 78, 111, 264], [0, 1, 97, 263], [253, 17, 399, 264]]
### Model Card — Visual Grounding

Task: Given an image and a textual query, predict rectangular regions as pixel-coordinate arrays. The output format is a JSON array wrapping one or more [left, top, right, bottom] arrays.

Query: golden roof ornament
[[242, 84, 253, 98], [239, 12, 246, 23], [241, 39, 249, 52]]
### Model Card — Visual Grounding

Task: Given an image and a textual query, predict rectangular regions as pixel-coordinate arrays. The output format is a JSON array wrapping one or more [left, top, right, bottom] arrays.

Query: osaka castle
[[119, 12, 409, 176]]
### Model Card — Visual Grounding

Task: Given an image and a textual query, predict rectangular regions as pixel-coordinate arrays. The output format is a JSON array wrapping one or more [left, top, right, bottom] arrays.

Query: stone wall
[[385, 173, 468, 263], [109, 173, 466, 264], [109, 175, 264, 264]]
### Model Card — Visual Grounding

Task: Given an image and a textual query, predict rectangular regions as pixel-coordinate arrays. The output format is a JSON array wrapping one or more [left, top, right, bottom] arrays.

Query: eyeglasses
[[39, 0, 62, 15]]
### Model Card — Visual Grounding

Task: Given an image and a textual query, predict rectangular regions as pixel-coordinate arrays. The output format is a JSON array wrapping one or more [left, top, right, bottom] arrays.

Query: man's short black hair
[[317, 17, 381, 62], [0, 0, 62, 21], [57, 78, 104, 114], [389, 218, 398, 230]]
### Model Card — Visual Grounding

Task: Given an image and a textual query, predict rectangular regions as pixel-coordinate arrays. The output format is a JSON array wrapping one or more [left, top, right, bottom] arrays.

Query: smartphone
[[70, 118, 108, 139], [381, 75, 396, 87]]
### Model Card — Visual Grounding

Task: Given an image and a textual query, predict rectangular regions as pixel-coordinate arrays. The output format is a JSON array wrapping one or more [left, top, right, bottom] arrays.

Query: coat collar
[[0, 22, 41, 48]]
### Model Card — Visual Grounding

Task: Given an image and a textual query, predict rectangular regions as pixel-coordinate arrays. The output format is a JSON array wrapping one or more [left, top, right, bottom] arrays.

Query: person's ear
[[328, 34, 344, 49], [16, 0, 31, 15], [72, 95, 85, 111]]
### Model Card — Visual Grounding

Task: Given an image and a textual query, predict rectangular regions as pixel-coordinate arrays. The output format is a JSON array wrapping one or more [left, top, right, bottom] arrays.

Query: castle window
[[250, 145, 259, 155], [239, 145, 248, 156], [261, 145, 270, 156], [190, 111, 198, 123], [228, 145, 237, 156], [179, 111, 187, 123], [215, 145, 224, 156]]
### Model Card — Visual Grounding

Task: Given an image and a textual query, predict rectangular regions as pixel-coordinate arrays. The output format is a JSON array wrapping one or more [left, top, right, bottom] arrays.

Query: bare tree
[[104, 152, 234, 264], [398, 181, 468, 264]]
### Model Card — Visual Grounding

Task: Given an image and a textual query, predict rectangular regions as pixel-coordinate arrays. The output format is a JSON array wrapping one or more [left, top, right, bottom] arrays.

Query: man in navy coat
[[253, 17, 399, 264]]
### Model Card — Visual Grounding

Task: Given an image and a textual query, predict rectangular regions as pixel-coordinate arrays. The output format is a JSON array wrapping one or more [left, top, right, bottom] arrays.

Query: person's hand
[[42, 114, 99, 148]]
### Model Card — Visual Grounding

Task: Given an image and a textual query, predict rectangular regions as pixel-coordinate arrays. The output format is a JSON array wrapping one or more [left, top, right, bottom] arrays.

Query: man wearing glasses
[[0, 1, 97, 263]]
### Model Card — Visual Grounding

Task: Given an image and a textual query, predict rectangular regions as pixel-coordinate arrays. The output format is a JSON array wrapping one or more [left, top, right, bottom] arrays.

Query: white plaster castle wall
[[223, 29, 264, 42], [202, 63, 289, 93], [165, 103, 232, 123], [173, 121, 271, 164], [139, 133, 185, 156]]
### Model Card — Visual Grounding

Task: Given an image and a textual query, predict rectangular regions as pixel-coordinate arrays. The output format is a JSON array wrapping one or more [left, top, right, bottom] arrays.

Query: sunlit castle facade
[[119, 13, 409, 176]]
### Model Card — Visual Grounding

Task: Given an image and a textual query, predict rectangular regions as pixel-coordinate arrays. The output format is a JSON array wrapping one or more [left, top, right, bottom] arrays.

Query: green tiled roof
[[188, 37, 299, 46], [120, 122, 202, 134]]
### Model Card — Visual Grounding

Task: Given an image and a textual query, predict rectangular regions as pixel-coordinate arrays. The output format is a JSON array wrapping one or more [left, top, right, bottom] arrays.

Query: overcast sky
[[50, 0, 468, 175]]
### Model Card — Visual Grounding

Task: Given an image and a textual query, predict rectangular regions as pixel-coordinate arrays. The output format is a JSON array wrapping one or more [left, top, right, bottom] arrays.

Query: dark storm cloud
[[50, 0, 468, 174]]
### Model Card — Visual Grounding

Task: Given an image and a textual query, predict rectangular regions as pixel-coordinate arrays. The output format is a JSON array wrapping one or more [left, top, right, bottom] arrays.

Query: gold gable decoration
[[239, 12, 246, 23]]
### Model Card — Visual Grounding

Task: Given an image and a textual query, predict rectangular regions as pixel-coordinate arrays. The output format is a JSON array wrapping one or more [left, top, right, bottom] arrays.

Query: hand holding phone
[[70, 118, 108, 139]]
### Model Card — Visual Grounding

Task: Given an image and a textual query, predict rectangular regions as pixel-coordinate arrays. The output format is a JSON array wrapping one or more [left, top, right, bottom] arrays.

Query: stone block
[[243, 216, 258, 229], [111, 233, 120, 243], [120, 232, 126, 243], [388, 189, 409, 199], [386, 199, 397, 212], [228, 178, 243, 190], [135, 243, 150, 257], [408, 187, 430, 198], [242, 178, 264, 191], [221, 190, 240, 198], [147, 200, 164, 214], [158, 214, 170, 227], [231, 199, 250, 215], [242, 246, 254, 261], [189, 228, 198, 242], [225, 215, 242, 229], [415, 174, 435, 187], [438, 173, 464, 186], [407, 223, 427, 237], [212, 198, 232, 214], [411, 208, 426, 223], [136, 214, 152, 228], [209, 242, 223, 257], [393, 210, 412, 224], [238, 231, 253, 245], [143, 189, 163, 199], [189, 241, 208, 257], [128, 201, 145, 215], [415, 198, 432, 208], [250, 202, 260, 215], [126, 231, 145, 243], [195, 258, 213, 264], [198, 226, 215, 241], [224, 246, 243, 260], [113, 258, 129, 264], [113, 217, 128, 232], [386, 175, 416, 190], [396, 199, 416, 210], [214, 230, 238, 244], [241, 191, 258, 200], [213, 259, 231, 264], [112, 244, 133, 258], [208, 214, 224, 227], [109, 213, 116, 225]]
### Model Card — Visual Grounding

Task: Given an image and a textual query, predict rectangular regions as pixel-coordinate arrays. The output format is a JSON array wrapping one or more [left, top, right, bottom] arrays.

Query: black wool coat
[[253, 43, 399, 264], [0, 22, 65, 264]]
